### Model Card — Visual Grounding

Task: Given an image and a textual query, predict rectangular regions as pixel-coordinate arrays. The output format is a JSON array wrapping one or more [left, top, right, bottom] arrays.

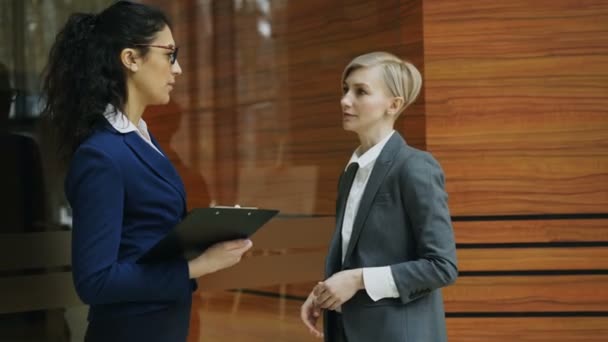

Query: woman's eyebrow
[[344, 82, 370, 88], [351, 82, 371, 90]]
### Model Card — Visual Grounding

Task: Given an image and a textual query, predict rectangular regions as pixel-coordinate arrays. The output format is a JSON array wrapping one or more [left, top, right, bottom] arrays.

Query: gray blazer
[[324, 132, 458, 342]]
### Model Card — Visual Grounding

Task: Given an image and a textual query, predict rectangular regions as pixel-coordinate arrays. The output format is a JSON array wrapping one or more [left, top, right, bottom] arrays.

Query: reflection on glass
[[0, 2, 113, 342]]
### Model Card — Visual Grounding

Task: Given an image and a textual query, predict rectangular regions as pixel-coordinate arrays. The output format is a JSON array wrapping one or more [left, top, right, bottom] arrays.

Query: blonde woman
[[301, 52, 458, 342]]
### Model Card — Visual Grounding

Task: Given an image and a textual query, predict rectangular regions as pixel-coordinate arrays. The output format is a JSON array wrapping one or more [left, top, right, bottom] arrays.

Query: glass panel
[[0, 2, 112, 341]]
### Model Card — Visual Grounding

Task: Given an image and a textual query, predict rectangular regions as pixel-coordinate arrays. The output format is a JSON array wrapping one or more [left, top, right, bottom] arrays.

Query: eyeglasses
[[134, 44, 179, 64]]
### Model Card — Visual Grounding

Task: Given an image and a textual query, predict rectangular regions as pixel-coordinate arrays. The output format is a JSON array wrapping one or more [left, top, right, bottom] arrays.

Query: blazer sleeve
[[390, 151, 458, 304], [66, 146, 191, 305]]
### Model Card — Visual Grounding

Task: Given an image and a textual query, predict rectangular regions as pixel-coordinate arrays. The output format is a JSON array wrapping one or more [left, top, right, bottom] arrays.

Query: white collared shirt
[[103, 104, 164, 156], [341, 130, 400, 301]]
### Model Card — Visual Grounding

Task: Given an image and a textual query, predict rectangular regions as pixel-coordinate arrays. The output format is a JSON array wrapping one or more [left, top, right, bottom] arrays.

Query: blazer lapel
[[326, 171, 349, 276], [123, 132, 186, 203], [342, 133, 406, 264]]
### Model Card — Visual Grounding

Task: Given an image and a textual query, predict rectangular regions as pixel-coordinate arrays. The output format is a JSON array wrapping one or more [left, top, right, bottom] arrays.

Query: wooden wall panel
[[421, 2, 608, 340], [444, 275, 608, 312], [458, 247, 608, 271], [454, 219, 608, 244], [423, 0, 608, 215]]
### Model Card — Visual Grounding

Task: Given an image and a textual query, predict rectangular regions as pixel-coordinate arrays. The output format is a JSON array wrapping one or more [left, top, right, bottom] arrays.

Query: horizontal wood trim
[[455, 219, 608, 244], [257, 217, 608, 249], [447, 317, 608, 342], [256, 217, 608, 249], [458, 247, 608, 271], [0, 232, 71, 271], [0, 272, 81, 314], [444, 275, 608, 312]]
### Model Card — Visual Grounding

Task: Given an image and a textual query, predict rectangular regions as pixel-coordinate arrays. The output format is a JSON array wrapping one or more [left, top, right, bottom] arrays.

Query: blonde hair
[[342, 51, 422, 115]]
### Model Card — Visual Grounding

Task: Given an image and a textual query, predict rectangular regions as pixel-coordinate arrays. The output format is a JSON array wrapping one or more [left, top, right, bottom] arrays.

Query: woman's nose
[[172, 60, 182, 75], [340, 94, 351, 109]]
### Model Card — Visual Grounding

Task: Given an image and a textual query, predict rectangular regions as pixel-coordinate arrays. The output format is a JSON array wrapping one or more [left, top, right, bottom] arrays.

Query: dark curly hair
[[41, 1, 172, 161]]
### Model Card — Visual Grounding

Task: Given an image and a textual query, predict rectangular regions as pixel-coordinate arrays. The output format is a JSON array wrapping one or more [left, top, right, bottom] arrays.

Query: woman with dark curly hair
[[42, 2, 252, 341]]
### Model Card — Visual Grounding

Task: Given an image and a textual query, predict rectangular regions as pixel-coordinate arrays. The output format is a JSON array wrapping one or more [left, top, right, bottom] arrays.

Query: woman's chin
[[151, 95, 171, 106], [342, 122, 358, 133]]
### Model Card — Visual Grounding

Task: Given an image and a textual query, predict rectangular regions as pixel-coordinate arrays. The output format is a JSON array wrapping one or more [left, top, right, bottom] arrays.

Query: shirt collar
[[345, 130, 395, 170], [103, 104, 148, 134]]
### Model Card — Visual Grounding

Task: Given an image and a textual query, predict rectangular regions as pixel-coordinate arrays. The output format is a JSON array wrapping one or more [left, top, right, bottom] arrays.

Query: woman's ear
[[120, 48, 139, 72], [388, 96, 405, 116]]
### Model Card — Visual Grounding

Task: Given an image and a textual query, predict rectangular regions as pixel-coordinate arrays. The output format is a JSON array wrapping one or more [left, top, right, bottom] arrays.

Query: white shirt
[[341, 130, 400, 301], [103, 104, 164, 156]]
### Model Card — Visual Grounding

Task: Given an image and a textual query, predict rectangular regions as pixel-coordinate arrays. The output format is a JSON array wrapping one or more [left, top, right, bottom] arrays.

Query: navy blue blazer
[[65, 122, 195, 340]]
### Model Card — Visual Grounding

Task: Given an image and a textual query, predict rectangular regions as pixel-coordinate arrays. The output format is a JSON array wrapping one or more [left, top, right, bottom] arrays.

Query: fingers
[[223, 239, 252, 251], [319, 295, 341, 310], [234, 239, 253, 254], [313, 282, 325, 296], [221, 239, 253, 254], [300, 304, 317, 330], [310, 327, 324, 338], [313, 283, 335, 309], [313, 282, 329, 303], [328, 298, 342, 311], [313, 282, 344, 310], [315, 293, 332, 309], [300, 295, 324, 338], [300, 296, 316, 327]]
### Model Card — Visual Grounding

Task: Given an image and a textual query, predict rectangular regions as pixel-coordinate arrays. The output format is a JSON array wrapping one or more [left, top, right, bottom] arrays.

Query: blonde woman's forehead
[[345, 66, 389, 90]]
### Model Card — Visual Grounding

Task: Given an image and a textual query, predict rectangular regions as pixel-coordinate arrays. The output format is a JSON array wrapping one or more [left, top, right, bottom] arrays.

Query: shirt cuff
[[362, 266, 400, 301]]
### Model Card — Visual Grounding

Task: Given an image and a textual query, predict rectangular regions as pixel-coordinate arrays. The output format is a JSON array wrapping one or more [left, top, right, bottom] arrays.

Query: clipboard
[[138, 206, 279, 263]]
